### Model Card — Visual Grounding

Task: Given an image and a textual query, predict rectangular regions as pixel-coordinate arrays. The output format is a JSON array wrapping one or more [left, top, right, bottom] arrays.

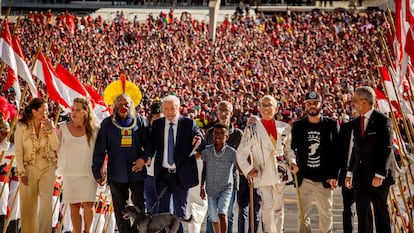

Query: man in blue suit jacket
[[150, 95, 204, 233]]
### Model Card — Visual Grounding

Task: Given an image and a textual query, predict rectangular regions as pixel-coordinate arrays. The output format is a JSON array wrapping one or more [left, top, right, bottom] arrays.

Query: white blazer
[[237, 119, 296, 188]]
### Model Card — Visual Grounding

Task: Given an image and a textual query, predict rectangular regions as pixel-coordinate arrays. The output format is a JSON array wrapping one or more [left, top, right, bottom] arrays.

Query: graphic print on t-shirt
[[307, 130, 321, 169]]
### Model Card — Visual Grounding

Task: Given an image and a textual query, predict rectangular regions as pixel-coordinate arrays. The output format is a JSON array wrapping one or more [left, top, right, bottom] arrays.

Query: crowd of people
[[1, 7, 388, 127], [0, 5, 404, 233]]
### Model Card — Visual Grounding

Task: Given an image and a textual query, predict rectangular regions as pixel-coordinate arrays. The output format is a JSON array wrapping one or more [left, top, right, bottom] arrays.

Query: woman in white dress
[[58, 97, 99, 233]]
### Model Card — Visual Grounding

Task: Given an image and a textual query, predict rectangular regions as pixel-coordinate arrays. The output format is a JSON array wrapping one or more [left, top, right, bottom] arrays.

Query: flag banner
[[0, 20, 37, 97], [33, 52, 70, 109]]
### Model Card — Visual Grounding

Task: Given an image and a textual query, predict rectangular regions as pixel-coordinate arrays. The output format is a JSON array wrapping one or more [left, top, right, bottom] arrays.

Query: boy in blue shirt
[[200, 123, 237, 233]]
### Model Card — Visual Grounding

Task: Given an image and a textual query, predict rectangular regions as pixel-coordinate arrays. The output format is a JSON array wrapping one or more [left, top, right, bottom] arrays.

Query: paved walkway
[[195, 185, 349, 233]]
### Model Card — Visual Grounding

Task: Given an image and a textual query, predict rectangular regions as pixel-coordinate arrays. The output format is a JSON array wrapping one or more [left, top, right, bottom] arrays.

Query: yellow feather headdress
[[104, 74, 142, 107]]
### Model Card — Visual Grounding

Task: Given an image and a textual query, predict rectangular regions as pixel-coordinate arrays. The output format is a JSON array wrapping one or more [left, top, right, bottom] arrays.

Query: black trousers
[[109, 180, 145, 233], [237, 175, 261, 233], [341, 186, 355, 233], [156, 170, 189, 233], [354, 184, 391, 233]]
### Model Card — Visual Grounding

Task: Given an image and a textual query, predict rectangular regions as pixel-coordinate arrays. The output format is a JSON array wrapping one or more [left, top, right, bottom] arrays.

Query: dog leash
[[148, 186, 168, 214], [148, 141, 201, 214]]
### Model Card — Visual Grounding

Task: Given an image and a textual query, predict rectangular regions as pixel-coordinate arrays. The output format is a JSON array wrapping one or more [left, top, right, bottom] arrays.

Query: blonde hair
[[73, 96, 97, 146]]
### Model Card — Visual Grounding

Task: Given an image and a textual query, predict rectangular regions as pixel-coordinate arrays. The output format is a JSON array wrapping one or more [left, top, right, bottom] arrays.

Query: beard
[[307, 107, 321, 117]]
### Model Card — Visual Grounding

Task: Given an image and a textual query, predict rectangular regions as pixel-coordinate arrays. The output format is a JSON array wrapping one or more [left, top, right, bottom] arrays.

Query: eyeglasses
[[260, 103, 274, 108]]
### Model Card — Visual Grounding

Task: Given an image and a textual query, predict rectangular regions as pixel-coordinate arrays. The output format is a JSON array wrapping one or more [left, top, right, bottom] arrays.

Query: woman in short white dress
[[58, 97, 99, 233]]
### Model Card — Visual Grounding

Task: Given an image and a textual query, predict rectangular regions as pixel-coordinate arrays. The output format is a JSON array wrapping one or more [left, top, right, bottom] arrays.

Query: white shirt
[[361, 108, 374, 131], [162, 118, 178, 169]]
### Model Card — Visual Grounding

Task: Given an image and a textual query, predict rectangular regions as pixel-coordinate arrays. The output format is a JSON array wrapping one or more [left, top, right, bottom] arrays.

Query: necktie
[[360, 116, 365, 138], [168, 123, 174, 166]]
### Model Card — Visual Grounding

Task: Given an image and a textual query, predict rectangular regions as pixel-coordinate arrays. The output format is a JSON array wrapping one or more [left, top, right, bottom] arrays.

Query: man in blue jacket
[[150, 95, 204, 233], [92, 94, 151, 233]]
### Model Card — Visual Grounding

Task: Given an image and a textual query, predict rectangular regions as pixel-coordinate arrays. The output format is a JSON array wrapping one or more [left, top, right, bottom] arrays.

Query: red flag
[[83, 84, 105, 106], [3, 67, 17, 92], [55, 64, 88, 97], [405, 29, 414, 63], [374, 88, 396, 113], [395, 0, 403, 51], [10, 33, 38, 97], [0, 20, 38, 97], [1, 20, 18, 91], [33, 52, 70, 108], [379, 67, 397, 101], [83, 84, 111, 123], [406, 0, 414, 31]]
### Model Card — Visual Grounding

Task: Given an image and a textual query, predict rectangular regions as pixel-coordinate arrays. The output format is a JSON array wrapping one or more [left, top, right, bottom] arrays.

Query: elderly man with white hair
[[237, 95, 298, 233]]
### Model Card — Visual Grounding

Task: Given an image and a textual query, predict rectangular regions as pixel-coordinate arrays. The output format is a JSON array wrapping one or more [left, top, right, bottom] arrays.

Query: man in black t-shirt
[[291, 91, 339, 233]]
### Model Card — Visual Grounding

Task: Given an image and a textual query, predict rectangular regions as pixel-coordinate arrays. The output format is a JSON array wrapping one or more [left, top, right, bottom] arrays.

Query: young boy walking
[[200, 123, 237, 233]]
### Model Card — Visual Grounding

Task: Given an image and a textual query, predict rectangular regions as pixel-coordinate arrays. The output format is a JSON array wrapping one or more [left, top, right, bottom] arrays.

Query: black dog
[[122, 205, 193, 233]]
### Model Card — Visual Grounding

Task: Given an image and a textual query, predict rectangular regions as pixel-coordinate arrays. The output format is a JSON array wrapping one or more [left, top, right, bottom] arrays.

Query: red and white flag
[[0, 21, 21, 107], [405, 29, 414, 61], [55, 65, 111, 123], [83, 84, 111, 124], [405, 0, 414, 32], [10, 32, 38, 98], [55, 64, 88, 97], [374, 88, 395, 114], [380, 67, 398, 101], [0, 20, 38, 98], [33, 52, 70, 109], [3, 67, 17, 92]]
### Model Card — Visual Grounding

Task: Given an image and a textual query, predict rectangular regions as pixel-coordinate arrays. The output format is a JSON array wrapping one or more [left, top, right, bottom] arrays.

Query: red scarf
[[261, 119, 277, 141]]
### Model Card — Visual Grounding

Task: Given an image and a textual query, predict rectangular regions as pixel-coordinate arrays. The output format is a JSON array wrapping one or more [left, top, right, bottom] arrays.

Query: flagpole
[[375, 53, 414, 233], [375, 79, 414, 232], [2, 185, 19, 233], [92, 196, 108, 233], [379, 34, 414, 148], [57, 203, 68, 233], [51, 180, 64, 224], [0, 14, 13, 164], [382, 8, 414, 148], [378, 32, 414, 183], [389, 187, 404, 233], [46, 47, 67, 126], [378, 28, 414, 154], [0, 14, 34, 164], [102, 201, 114, 233], [0, 14, 47, 163], [380, 7, 414, 231], [0, 156, 14, 205]]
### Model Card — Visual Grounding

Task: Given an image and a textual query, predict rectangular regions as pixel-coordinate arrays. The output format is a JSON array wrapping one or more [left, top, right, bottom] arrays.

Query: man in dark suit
[[345, 86, 395, 233], [150, 95, 204, 233], [338, 119, 356, 233]]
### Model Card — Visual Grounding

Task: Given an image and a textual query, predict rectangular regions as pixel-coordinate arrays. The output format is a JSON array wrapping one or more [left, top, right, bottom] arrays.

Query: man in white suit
[[237, 95, 298, 233]]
